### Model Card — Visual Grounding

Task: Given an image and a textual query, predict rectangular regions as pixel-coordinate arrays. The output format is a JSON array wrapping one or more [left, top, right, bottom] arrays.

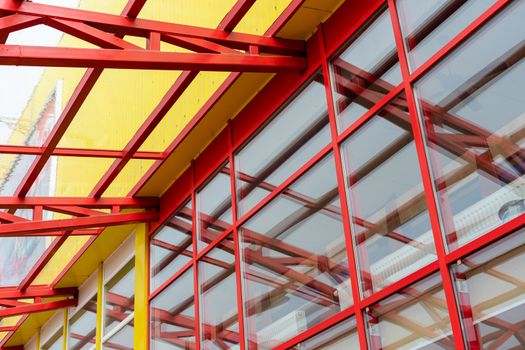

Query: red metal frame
[[147, 1, 522, 350], [0, 0, 521, 347]]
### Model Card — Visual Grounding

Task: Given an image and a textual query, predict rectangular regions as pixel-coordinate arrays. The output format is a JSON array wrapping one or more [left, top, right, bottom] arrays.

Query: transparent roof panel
[[0, 236, 49, 287], [103, 159, 156, 197], [57, 69, 180, 151], [0, 154, 37, 196], [0, 65, 86, 147], [29, 156, 115, 197]]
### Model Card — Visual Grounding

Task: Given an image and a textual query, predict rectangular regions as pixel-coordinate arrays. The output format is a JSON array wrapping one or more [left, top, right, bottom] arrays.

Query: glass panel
[[57, 69, 179, 151], [414, 1, 525, 250], [365, 273, 453, 350], [0, 237, 48, 287], [103, 322, 134, 350], [330, 9, 402, 133], [29, 156, 115, 197], [199, 235, 239, 349], [104, 258, 135, 335], [42, 329, 63, 350], [0, 154, 37, 196], [0, 66, 85, 146], [197, 162, 232, 251], [451, 228, 525, 349], [291, 317, 359, 349], [235, 73, 331, 217], [150, 199, 193, 293], [150, 267, 196, 350], [397, 0, 496, 71], [341, 93, 436, 297], [241, 154, 351, 349], [69, 295, 97, 350]]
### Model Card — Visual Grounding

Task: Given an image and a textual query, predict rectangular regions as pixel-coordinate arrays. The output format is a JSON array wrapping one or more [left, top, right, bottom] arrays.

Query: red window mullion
[[387, 1, 467, 349], [317, 24, 369, 350], [228, 123, 247, 350], [191, 164, 201, 350]]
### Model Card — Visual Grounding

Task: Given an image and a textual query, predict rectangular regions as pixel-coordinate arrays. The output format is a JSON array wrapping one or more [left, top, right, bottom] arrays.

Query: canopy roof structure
[[0, 0, 344, 346]]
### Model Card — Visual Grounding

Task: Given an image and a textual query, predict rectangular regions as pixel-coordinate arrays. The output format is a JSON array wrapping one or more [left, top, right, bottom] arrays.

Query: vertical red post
[[387, 1, 466, 349], [317, 24, 370, 350]]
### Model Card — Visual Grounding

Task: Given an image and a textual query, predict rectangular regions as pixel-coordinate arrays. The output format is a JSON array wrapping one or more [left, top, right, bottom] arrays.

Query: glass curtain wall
[[149, 1, 525, 349]]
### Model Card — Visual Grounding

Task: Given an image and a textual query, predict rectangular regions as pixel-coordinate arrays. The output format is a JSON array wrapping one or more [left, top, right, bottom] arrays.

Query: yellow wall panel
[[235, 0, 292, 34]]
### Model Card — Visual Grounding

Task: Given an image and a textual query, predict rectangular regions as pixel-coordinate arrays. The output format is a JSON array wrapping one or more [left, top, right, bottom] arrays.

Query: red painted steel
[[0, 45, 307, 71], [0, 144, 164, 159], [0, 196, 157, 208], [0, 298, 78, 318], [218, 0, 256, 32], [0, 0, 305, 55], [387, 0, 466, 348], [0, 211, 157, 236], [0, 287, 77, 299]]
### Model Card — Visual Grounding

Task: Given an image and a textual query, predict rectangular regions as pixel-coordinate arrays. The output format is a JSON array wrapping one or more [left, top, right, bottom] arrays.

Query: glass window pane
[[69, 295, 97, 350], [150, 267, 196, 350], [103, 322, 134, 350], [291, 317, 359, 349], [42, 329, 63, 350], [197, 162, 232, 251], [365, 273, 453, 349], [0, 236, 48, 287], [150, 199, 193, 293], [414, 1, 525, 250], [397, 0, 496, 71], [330, 9, 402, 133], [341, 93, 436, 297], [235, 73, 331, 217], [241, 154, 351, 349], [451, 228, 525, 349], [104, 258, 135, 335], [199, 235, 239, 349]]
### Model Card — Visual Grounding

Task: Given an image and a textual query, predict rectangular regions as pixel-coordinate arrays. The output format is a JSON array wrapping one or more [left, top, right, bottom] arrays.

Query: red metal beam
[[46, 18, 142, 50], [15, 68, 103, 197], [0, 196, 157, 208], [90, 0, 258, 198], [89, 71, 199, 197], [0, 211, 157, 236], [0, 13, 43, 34], [218, 0, 256, 31], [0, 287, 77, 299], [0, 0, 305, 55], [0, 298, 77, 318], [120, 0, 147, 19], [0, 45, 307, 72], [0, 144, 164, 159]]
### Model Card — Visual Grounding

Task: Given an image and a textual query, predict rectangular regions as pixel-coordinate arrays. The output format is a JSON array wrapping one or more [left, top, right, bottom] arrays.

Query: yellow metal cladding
[[134, 224, 149, 350]]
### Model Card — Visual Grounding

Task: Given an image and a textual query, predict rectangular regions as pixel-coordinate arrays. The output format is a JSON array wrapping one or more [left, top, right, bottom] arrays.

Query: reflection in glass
[[451, 229, 525, 349], [365, 273, 453, 350], [397, 0, 496, 71], [291, 317, 359, 349], [69, 295, 97, 350], [103, 323, 134, 350], [341, 93, 435, 297], [42, 329, 63, 350], [241, 154, 351, 349], [235, 73, 331, 217], [330, 9, 401, 132], [150, 267, 196, 350], [0, 236, 47, 287], [197, 162, 232, 251], [150, 199, 192, 293], [414, 1, 525, 250], [104, 258, 135, 335], [199, 236, 239, 349]]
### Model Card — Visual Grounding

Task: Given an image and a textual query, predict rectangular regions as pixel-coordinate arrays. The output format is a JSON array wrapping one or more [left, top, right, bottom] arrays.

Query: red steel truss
[[0, 0, 301, 341]]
